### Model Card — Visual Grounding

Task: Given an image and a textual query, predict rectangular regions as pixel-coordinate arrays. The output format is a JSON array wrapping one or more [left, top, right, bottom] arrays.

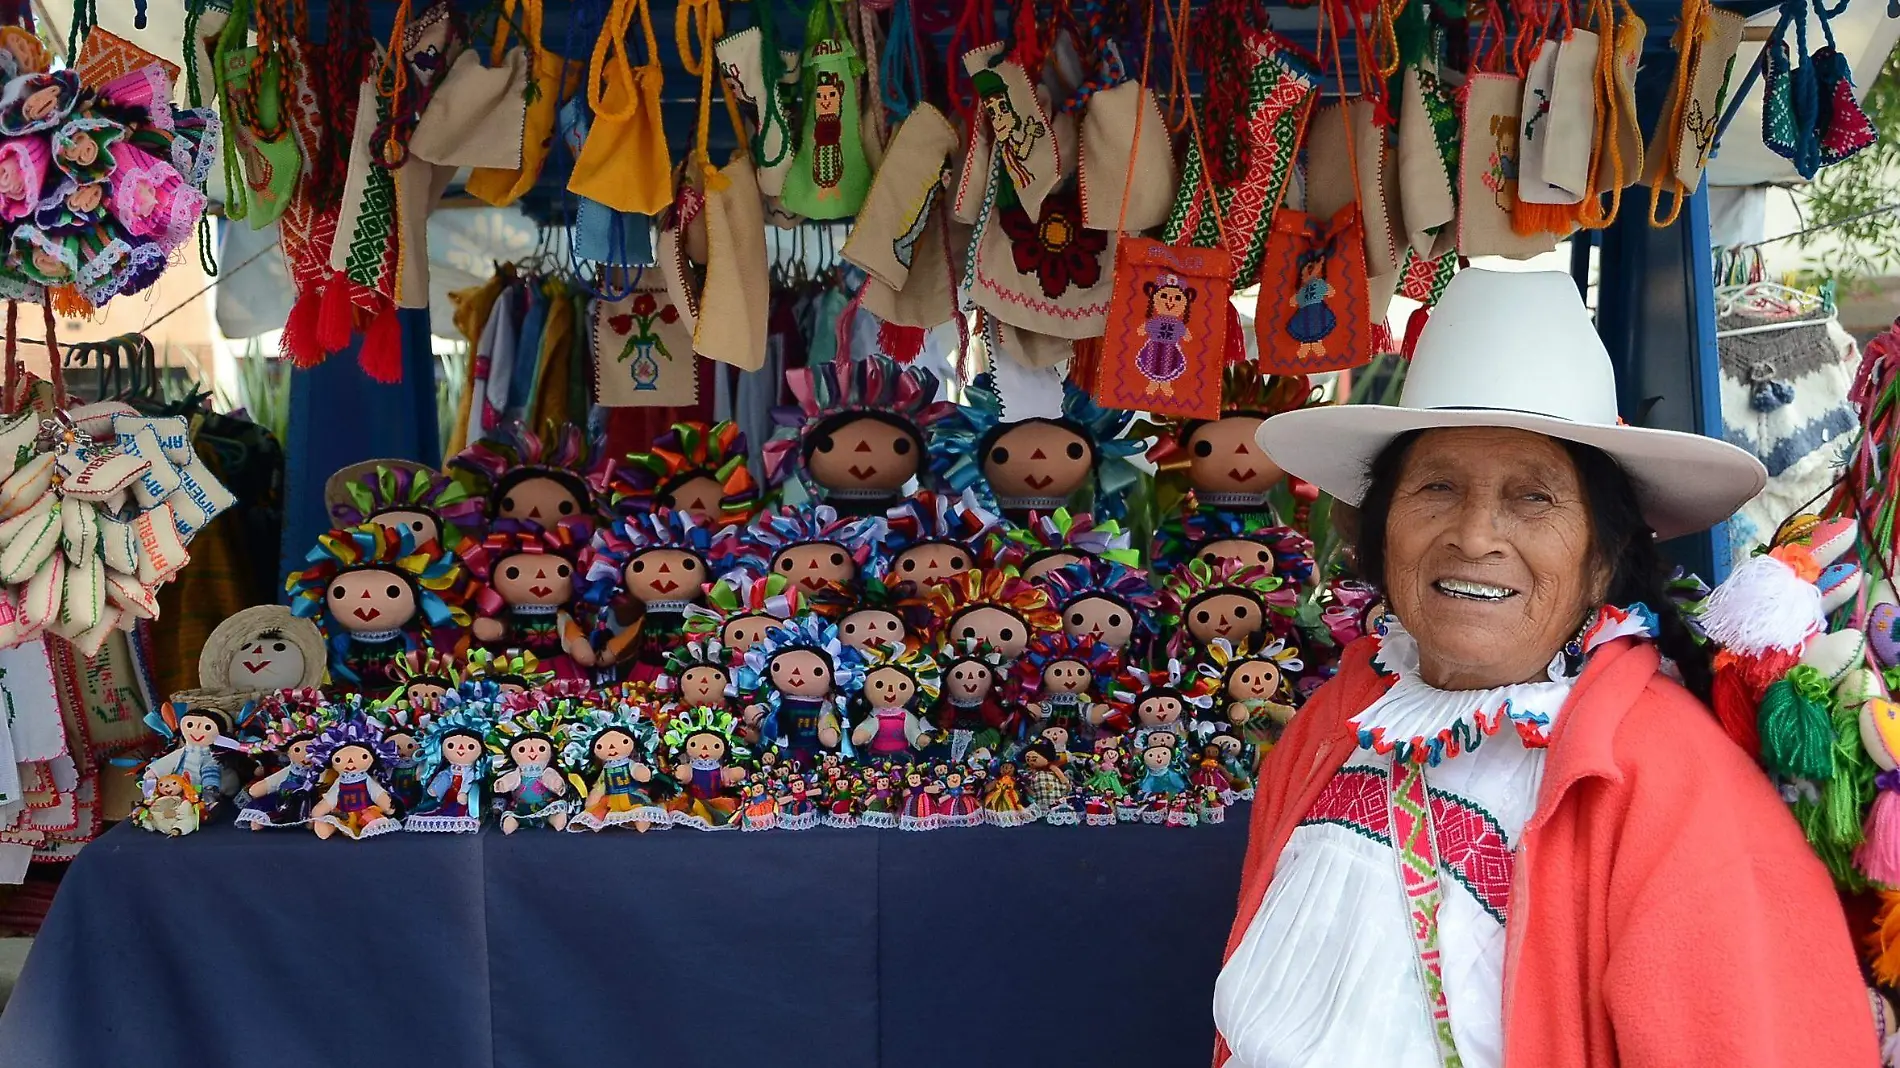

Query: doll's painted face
[[156, 777, 185, 798], [231, 632, 306, 690], [945, 660, 994, 702], [891, 542, 970, 588], [722, 615, 777, 653], [679, 665, 729, 706], [1021, 550, 1087, 581], [442, 733, 484, 766], [773, 543, 856, 595], [840, 609, 905, 652], [23, 84, 61, 122], [592, 729, 638, 763], [59, 132, 96, 167], [494, 553, 574, 606], [1023, 748, 1052, 771], [1042, 658, 1092, 695], [948, 606, 1031, 659], [1187, 418, 1282, 496], [865, 666, 915, 709], [626, 549, 705, 604], [1227, 660, 1281, 701], [66, 183, 100, 213], [984, 421, 1093, 502], [1187, 592, 1264, 646], [1096, 746, 1120, 770], [808, 415, 918, 492], [510, 737, 553, 767], [1198, 539, 1278, 572], [386, 730, 419, 760], [1142, 745, 1174, 772], [768, 649, 833, 697], [287, 738, 316, 767], [178, 712, 221, 747], [1064, 595, 1133, 649], [684, 732, 727, 763], [1041, 724, 1071, 751], [1212, 733, 1243, 757], [331, 743, 374, 775], [663, 474, 727, 521], [496, 475, 583, 524], [327, 569, 419, 633], [406, 681, 449, 710], [371, 508, 441, 547], [1138, 694, 1184, 726]]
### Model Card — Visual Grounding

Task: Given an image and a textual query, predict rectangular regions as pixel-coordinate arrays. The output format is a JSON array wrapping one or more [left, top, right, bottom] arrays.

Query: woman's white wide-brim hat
[[1255, 268, 1768, 541]]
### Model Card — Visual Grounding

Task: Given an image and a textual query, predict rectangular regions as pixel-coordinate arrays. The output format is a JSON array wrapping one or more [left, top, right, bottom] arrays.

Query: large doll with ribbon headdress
[[879, 489, 1007, 595], [711, 503, 884, 617], [1035, 558, 1163, 657], [1155, 557, 1299, 663], [449, 421, 602, 528], [926, 373, 1147, 527], [682, 572, 808, 656], [461, 518, 595, 681], [736, 615, 865, 767], [994, 508, 1140, 581], [577, 507, 722, 679], [326, 458, 487, 558], [285, 525, 471, 697], [593, 420, 767, 529], [763, 353, 955, 518]]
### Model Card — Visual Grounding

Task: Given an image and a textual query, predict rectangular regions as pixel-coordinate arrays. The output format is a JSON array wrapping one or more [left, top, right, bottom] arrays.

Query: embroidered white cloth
[[1211, 608, 1652, 1068]]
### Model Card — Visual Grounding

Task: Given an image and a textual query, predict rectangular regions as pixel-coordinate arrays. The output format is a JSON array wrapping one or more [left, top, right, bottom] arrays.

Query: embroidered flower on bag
[[1000, 192, 1107, 299]]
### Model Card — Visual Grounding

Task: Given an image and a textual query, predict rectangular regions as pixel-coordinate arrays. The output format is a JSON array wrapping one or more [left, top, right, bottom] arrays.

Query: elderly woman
[[1213, 270, 1876, 1067]]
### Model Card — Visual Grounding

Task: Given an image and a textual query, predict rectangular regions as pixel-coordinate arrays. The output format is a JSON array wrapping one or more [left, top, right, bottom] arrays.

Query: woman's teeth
[[1434, 578, 1515, 601]]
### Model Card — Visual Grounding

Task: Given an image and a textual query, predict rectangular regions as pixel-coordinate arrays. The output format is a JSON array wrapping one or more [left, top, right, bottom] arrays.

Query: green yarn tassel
[[1759, 666, 1837, 781], [1822, 696, 1875, 848]]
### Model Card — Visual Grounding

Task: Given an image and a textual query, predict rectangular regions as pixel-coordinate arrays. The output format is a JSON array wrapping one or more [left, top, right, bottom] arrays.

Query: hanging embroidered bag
[[1458, 72, 1559, 258], [695, 153, 771, 371], [780, 0, 873, 220], [966, 49, 1060, 218], [842, 103, 958, 293], [593, 275, 698, 407], [214, 0, 302, 229], [1397, 63, 1459, 257], [568, 0, 672, 216], [557, 96, 656, 268], [1079, 78, 1175, 232], [1643, 0, 1743, 225], [408, 4, 530, 171], [467, 0, 575, 208], [1256, 201, 1371, 374]]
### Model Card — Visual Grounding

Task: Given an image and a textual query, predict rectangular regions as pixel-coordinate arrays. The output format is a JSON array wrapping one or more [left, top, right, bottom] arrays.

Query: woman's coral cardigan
[[1216, 636, 1877, 1068]]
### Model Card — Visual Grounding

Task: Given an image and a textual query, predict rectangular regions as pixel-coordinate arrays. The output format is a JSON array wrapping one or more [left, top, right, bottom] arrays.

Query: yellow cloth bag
[[467, 0, 574, 208], [567, 0, 673, 216]]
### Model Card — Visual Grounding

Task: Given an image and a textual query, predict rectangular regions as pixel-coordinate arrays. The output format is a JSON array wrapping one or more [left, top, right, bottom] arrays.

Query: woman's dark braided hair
[[1355, 430, 1713, 704]]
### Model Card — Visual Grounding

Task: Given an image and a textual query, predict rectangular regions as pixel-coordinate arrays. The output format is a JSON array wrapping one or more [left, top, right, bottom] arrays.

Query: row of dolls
[[133, 679, 1255, 838]]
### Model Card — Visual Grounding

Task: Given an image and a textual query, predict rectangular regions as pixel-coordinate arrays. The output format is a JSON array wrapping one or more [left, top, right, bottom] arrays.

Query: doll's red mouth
[[848, 465, 878, 479], [1249, 682, 1267, 694], [1229, 468, 1257, 482], [530, 585, 553, 597], [1215, 621, 1233, 634], [242, 660, 271, 674], [650, 579, 679, 594], [1024, 474, 1054, 490], [799, 577, 828, 591], [352, 607, 381, 622]]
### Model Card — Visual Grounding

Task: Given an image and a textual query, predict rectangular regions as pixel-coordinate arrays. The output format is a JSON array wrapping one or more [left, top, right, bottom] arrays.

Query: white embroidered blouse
[[1212, 607, 1656, 1068]]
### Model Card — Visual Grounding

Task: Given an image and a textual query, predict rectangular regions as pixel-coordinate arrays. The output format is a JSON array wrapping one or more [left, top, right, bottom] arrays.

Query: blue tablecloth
[[0, 813, 1247, 1068]]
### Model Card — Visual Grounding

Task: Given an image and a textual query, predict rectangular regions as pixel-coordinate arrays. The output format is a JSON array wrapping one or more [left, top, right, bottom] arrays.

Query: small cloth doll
[[0, 70, 79, 135], [926, 373, 1147, 524], [775, 771, 821, 830], [925, 568, 1060, 662], [285, 525, 471, 697], [307, 717, 403, 840], [661, 707, 751, 830], [138, 697, 251, 824], [462, 518, 594, 681], [0, 135, 46, 221], [1156, 515, 1318, 587], [1020, 740, 1076, 823], [898, 764, 943, 830], [369, 701, 426, 811], [390, 648, 461, 713], [234, 691, 331, 831], [924, 638, 1013, 765], [1135, 739, 1191, 819], [593, 420, 765, 528], [1156, 557, 1297, 662], [52, 116, 124, 186], [837, 577, 931, 654], [1198, 636, 1304, 752], [683, 572, 808, 655], [1036, 558, 1162, 655], [849, 643, 941, 759], [449, 421, 601, 527], [711, 503, 884, 615], [1099, 660, 1221, 746], [1012, 632, 1119, 743], [1080, 738, 1131, 824], [737, 615, 866, 766], [488, 704, 579, 833], [995, 508, 1141, 580], [404, 705, 493, 832], [325, 459, 486, 558], [979, 760, 1034, 827], [656, 637, 740, 723], [763, 353, 955, 517], [185, 606, 328, 699], [565, 704, 666, 832], [859, 765, 900, 828], [132, 774, 202, 836], [935, 766, 982, 827], [578, 508, 721, 677], [879, 489, 1006, 594]]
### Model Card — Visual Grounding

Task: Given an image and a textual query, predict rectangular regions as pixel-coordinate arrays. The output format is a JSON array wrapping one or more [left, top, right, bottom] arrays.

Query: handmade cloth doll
[[1143, 371, 1313, 566], [566, 704, 666, 832], [662, 707, 751, 830], [899, 764, 942, 830], [926, 373, 1147, 524], [656, 637, 741, 723], [1155, 558, 1297, 661], [1080, 738, 1131, 823], [131, 774, 202, 836], [1198, 635, 1304, 752], [578, 508, 721, 677], [994, 508, 1141, 580], [139, 697, 251, 819], [449, 421, 601, 527], [860, 766, 900, 828], [325, 459, 486, 557], [1154, 511, 1319, 588], [837, 577, 931, 654], [404, 706, 492, 832], [285, 525, 471, 696], [1135, 739, 1191, 805], [935, 766, 982, 827], [980, 761, 1034, 826], [488, 705, 579, 833], [712, 503, 884, 616], [1012, 632, 1119, 743], [459, 648, 556, 694], [593, 420, 765, 528], [682, 572, 808, 654], [369, 701, 426, 811], [1099, 660, 1221, 748], [1035, 558, 1162, 655], [461, 518, 594, 680], [849, 643, 941, 759], [879, 489, 1006, 595], [924, 638, 1013, 765], [1020, 740, 1076, 823], [762, 350, 954, 518], [737, 615, 866, 766], [180, 605, 327, 700], [776, 771, 821, 830], [389, 649, 461, 713], [926, 568, 1060, 661], [234, 692, 331, 831], [307, 717, 403, 840]]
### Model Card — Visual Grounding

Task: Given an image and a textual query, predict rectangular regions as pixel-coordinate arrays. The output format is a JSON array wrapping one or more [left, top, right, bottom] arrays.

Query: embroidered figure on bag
[[1483, 114, 1522, 212], [1284, 250, 1337, 362], [1525, 89, 1551, 142], [973, 69, 1045, 192], [811, 69, 846, 198], [1135, 274, 1197, 396], [892, 165, 948, 270]]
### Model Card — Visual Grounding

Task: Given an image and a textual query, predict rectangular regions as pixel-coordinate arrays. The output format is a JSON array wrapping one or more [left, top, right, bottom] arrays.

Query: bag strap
[[1118, 0, 1233, 254], [947, 0, 998, 123], [1575, 0, 1627, 229], [589, 0, 648, 121], [1646, 0, 1710, 227], [679, 0, 744, 186], [492, 0, 544, 64], [1318, 0, 1368, 230], [214, 0, 257, 222], [880, 0, 928, 120]]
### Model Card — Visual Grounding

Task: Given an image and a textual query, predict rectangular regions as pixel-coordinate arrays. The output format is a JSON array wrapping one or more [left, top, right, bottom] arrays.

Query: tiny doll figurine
[[820, 764, 861, 828], [996, 508, 1141, 581], [308, 718, 403, 840], [1081, 738, 1130, 824], [578, 508, 721, 677], [487, 707, 578, 833], [132, 775, 201, 836], [776, 773, 819, 830], [1207, 726, 1255, 798], [980, 760, 1033, 826], [592, 420, 765, 528], [566, 705, 665, 832], [1155, 558, 1296, 661], [370, 702, 425, 811], [286, 525, 470, 696], [924, 638, 1012, 764], [1199, 636, 1304, 752], [326, 459, 486, 556], [737, 616, 865, 765], [449, 421, 600, 527], [1012, 632, 1118, 743], [849, 643, 941, 759], [234, 694, 331, 831], [187, 605, 327, 697], [1190, 742, 1233, 800], [860, 767, 900, 828], [1035, 559, 1160, 655], [927, 374, 1147, 523], [935, 766, 982, 827], [838, 577, 929, 653], [739, 779, 779, 830], [404, 707, 492, 832], [661, 707, 750, 830], [880, 489, 1005, 593], [463, 518, 594, 681], [712, 504, 883, 615], [1098, 660, 1220, 745], [763, 353, 954, 517], [139, 697, 248, 816], [683, 572, 808, 654], [1021, 740, 1076, 823], [1136, 739, 1190, 805], [926, 568, 1059, 661]]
